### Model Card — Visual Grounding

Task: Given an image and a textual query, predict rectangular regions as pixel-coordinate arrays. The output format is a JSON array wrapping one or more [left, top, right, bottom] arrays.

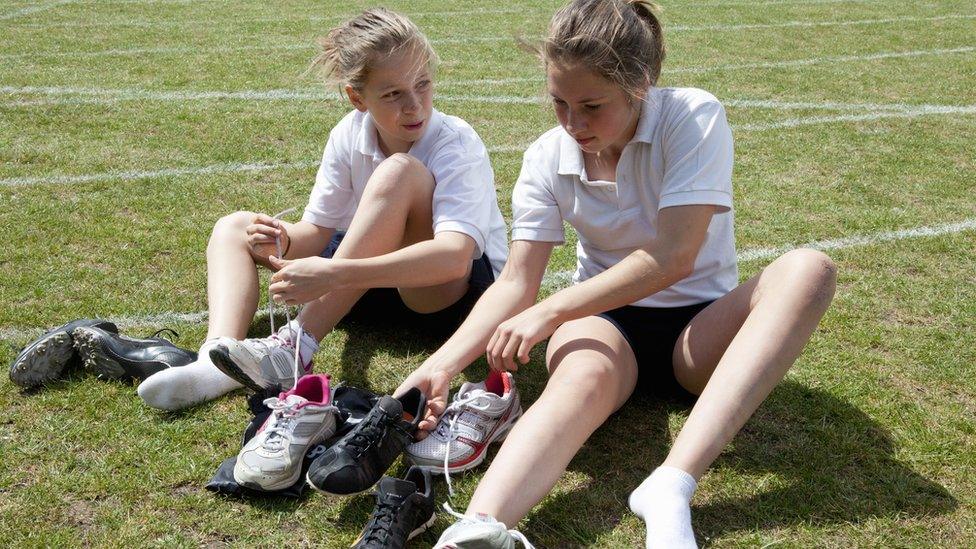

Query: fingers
[[487, 327, 520, 372]]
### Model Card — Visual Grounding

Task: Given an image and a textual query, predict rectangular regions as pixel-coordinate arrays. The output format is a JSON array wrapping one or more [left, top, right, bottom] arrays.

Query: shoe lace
[[259, 396, 303, 452], [266, 206, 305, 392], [441, 502, 535, 549], [438, 390, 493, 498], [345, 414, 390, 456], [361, 496, 401, 543]]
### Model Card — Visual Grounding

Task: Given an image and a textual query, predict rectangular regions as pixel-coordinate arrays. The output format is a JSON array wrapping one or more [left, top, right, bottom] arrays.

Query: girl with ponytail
[[402, 0, 836, 546]]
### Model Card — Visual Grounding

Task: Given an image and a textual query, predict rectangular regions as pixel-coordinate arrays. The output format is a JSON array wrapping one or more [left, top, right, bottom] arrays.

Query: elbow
[[670, 252, 697, 281], [448, 254, 473, 281]]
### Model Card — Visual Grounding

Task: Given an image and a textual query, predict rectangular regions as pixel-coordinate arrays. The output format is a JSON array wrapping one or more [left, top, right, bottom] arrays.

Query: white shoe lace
[[441, 502, 535, 549], [267, 207, 304, 392], [438, 390, 493, 498], [259, 395, 304, 452]]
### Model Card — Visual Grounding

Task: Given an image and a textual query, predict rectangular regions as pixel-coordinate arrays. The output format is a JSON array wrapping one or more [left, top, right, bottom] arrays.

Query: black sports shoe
[[353, 466, 436, 548], [306, 387, 426, 495], [9, 319, 118, 389], [72, 326, 197, 381]]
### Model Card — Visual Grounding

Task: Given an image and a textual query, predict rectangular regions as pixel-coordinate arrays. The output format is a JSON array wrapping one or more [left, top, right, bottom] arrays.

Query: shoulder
[[522, 126, 564, 164], [656, 87, 728, 125], [327, 109, 365, 147], [428, 111, 489, 160]]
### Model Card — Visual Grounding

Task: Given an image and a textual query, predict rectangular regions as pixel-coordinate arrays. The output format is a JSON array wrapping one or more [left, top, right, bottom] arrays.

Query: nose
[[402, 91, 420, 114], [566, 108, 586, 133]]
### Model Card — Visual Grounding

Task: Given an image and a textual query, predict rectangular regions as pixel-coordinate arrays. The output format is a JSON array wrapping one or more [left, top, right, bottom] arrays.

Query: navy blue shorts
[[321, 232, 495, 334], [597, 301, 714, 402]]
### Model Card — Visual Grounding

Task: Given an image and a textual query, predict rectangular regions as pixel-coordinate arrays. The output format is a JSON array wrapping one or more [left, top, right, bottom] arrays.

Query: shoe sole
[[72, 327, 169, 381], [8, 331, 75, 388], [209, 345, 270, 393], [407, 511, 437, 540], [408, 408, 521, 474]]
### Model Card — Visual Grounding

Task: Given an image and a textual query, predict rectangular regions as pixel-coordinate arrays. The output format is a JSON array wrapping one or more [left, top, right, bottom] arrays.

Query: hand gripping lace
[[267, 207, 304, 392], [441, 502, 535, 549], [438, 390, 493, 498]]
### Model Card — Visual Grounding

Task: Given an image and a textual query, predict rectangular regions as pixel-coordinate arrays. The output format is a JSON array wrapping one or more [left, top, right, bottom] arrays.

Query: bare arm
[[328, 231, 476, 289], [487, 205, 717, 369], [395, 240, 555, 431]]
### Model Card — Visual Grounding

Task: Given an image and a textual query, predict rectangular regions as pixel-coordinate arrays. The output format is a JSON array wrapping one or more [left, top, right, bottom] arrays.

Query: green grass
[[1, 0, 975, 546]]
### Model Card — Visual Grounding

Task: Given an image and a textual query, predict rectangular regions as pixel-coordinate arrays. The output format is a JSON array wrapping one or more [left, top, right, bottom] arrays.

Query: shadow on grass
[[523, 380, 957, 547]]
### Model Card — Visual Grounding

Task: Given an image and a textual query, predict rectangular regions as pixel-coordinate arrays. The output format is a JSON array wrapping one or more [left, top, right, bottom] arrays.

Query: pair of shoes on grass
[[8, 318, 196, 389]]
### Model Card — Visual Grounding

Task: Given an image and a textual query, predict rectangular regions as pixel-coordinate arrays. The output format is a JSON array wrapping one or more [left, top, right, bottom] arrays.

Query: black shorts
[[321, 232, 495, 334], [597, 301, 714, 402]]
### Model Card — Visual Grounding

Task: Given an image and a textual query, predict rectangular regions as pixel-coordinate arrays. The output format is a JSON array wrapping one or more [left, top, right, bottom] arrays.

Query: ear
[[345, 84, 367, 112]]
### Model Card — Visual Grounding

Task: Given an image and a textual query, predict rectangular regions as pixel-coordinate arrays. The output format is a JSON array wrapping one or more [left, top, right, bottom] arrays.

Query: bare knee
[[774, 248, 837, 308], [547, 357, 629, 413], [209, 211, 252, 245], [365, 153, 434, 199]]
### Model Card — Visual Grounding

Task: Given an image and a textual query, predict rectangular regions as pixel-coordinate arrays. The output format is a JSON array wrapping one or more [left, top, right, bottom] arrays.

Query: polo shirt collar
[[355, 109, 444, 160], [631, 87, 660, 145]]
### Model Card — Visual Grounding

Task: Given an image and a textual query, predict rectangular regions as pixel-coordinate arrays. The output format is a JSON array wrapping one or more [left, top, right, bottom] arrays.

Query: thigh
[[672, 257, 792, 394], [546, 316, 639, 413]]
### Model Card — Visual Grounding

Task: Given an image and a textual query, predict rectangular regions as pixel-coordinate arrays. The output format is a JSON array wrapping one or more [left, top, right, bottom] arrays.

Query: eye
[[416, 79, 431, 90], [552, 98, 567, 106], [383, 90, 400, 101], [585, 104, 601, 111]]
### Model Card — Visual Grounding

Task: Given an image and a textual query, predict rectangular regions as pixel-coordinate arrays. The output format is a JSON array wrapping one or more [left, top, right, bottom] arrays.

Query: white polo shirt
[[303, 108, 508, 277], [511, 87, 738, 307]]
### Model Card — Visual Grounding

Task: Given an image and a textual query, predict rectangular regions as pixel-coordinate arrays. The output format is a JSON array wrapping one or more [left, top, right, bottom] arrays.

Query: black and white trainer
[[306, 387, 426, 496], [72, 326, 197, 381], [9, 319, 118, 389], [352, 466, 437, 549]]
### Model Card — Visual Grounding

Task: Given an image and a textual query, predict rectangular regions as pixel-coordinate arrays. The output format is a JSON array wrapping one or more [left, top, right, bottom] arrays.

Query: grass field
[[2, 0, 975, 546]]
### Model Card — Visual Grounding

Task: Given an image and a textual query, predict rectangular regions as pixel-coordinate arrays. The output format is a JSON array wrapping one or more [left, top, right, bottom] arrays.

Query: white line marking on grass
[[735, 218, 976, 262], [670, 46, 976, 74], [739, 105, 976, 130], [3, 218, 973, 342], [0, 146, 526, 187], [0, 0, 74, 21], [669, 13, 976, 32]]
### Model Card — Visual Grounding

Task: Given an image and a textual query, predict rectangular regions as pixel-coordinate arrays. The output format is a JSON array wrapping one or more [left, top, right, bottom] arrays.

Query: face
[[547, 62, 642, 155], [346, 46, 434, 155]]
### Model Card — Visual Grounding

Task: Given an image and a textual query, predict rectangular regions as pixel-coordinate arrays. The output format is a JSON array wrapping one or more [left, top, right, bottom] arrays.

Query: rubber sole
[[209, 345, 269, 393], [8, 331, 75, 388], [72, 327, 169, 381], [407, 511, 437, 540]]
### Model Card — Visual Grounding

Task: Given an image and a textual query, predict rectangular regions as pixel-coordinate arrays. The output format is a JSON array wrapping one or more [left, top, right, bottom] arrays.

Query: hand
[[486, 304, 560, 372], [268, 256, 337, 305], [394, 365, 452, 440], [246, 213, 290, 260]]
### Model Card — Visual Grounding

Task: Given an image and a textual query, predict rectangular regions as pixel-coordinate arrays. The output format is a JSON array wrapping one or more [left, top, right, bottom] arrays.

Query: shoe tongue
[[378, 476, 416, 499], [377, 395, 404, 417]]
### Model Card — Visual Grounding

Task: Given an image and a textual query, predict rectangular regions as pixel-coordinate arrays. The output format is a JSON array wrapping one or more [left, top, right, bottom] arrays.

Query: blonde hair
[[311, 8, 439, 93], [533, 0, 665, 99]]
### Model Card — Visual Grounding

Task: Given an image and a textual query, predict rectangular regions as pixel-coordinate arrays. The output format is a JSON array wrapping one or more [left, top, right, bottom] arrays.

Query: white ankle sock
[[628, 465, 698, 549], [278, 320, 318, 366], [137, 339, 243, 411]]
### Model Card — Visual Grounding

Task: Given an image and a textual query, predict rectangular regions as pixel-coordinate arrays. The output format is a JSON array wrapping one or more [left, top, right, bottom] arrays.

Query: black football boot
[[306, 387, 426, 495], [72, 326, 197, 381], [9, 319, 119, 389], [352, 466, 437, 548]]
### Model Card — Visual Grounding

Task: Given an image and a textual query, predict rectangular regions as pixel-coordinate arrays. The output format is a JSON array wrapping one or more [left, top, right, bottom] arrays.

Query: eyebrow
[[549, 93, 608, 103]]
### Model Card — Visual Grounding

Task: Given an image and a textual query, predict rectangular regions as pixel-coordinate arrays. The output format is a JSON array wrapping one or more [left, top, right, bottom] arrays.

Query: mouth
[[403, 120, 425, 131], [574, 136, 595, 146]]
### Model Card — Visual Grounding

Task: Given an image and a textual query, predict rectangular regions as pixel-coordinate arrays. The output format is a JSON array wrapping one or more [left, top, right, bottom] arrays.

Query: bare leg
[[665, 249, 837, 477], [299, 153, 470, 340], [204, 211, 265, 340], [465, 316, 638, 527], [629, 249, 836, 548]]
